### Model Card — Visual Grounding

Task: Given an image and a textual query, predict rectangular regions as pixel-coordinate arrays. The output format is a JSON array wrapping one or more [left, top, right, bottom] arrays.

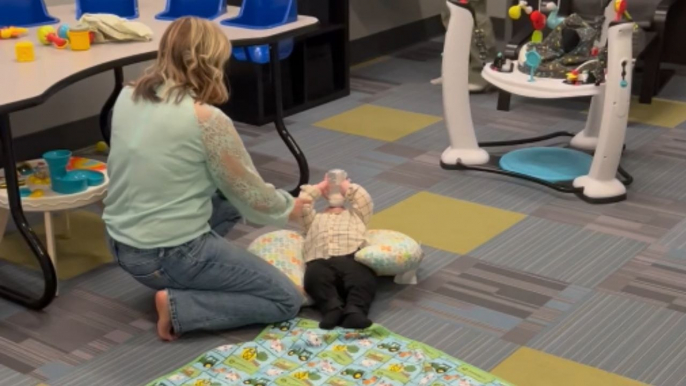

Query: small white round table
[[0, 158, 109, 281]]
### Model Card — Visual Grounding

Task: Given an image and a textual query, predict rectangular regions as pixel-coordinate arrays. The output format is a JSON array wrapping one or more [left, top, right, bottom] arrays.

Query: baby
[[298, 170, 376, 330]]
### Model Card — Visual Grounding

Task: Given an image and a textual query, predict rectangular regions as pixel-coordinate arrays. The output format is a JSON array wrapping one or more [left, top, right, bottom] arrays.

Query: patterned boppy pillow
[[248, 229, 423, 306], [355, 229, 423, 282], [247, 230, 313, 306]]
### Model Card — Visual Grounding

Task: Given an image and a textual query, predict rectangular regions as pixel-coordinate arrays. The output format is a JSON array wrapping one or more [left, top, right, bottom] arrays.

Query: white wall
[[349, 0, 444, 40], [349, 0, 507, 40]]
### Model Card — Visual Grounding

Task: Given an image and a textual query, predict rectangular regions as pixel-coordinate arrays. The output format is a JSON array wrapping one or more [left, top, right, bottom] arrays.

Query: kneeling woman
[[103, 17, 307, 341]]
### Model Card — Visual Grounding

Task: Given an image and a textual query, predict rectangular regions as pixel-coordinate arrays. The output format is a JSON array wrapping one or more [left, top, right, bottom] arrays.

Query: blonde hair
[[132, 17, 231, 105]]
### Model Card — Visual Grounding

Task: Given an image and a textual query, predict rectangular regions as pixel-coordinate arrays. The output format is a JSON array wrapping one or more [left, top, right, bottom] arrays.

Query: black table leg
[[0, 113, 57, 310], [99, 67, 125, 145], [269, 42, 309, 197]]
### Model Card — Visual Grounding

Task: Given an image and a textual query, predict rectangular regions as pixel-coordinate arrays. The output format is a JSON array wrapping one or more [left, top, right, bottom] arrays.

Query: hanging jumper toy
[[544, 2, 565, 29], [508, 0, 565, 42], [614, 0, 627, 21]]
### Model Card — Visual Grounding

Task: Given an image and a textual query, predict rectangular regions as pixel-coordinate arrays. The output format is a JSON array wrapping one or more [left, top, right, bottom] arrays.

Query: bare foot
[[155, 290, 177, 341]]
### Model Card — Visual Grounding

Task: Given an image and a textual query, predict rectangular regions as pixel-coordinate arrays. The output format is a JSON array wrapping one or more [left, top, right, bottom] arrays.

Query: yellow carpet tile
[[369, 192, 525, 254], [314, 104, 442, 141], [492, 347, 649, 386], [0, 210, 111, 280]]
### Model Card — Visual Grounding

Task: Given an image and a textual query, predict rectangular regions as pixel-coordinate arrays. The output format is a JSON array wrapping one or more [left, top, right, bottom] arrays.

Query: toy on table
[[67, 156, 107, 172], [67, 24, 92, 51], [564, 68, 596, 85], [78, 14, 153, 43], [58, 24, 70, 40], [95, 141, 109, 153], [0, 27, 28, 39], [27, 161, 50, 187], [0, 163, 33, 189], [37, 26, 68, 49], [491, 52, 514, 73], [16, 163, 33, 176], [43, 150, 105, 195], [14, 41, 35, 62], [525, 50, 541, 82], [20, 187, 45, 198]]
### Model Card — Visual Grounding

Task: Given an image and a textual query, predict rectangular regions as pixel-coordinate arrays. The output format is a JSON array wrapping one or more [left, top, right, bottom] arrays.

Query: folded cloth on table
[[78, 13, 153, 43]]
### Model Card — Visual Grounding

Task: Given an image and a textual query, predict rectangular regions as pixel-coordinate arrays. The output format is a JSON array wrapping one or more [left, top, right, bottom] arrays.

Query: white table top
[[482, 65, 602, 99], [0, 0, 318, 113]]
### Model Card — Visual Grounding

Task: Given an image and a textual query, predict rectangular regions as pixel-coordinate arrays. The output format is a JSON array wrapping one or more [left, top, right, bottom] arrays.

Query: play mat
[[146, 318, 513, 386]]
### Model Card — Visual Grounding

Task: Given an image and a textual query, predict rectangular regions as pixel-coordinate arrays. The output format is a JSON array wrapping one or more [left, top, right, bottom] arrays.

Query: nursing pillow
[[247, 229, 423, 305]]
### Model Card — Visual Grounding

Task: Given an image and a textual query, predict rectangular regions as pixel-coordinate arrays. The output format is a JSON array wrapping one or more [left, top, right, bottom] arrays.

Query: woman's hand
[[289, 197, 312, 221]]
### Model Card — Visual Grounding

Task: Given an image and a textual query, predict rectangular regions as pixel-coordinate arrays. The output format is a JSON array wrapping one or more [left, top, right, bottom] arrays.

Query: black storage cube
[[219, 0, 349, 125], [306, 43, 334, 100], [299, 0, 330, 24]]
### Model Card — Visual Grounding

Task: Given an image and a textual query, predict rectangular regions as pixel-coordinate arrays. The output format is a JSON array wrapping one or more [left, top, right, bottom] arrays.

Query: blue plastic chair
[[75, 0, 139, 20], [222, 0, 298, 64], [156, 0, 226, 21], [0, 0, 58, 27]]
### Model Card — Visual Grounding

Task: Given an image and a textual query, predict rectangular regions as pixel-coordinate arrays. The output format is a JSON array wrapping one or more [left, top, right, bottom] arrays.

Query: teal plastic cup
[[42, 150, 72, 179]]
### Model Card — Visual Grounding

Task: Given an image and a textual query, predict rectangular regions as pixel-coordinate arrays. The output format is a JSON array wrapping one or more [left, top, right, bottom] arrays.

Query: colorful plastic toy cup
[[43, 149, 71, 179], [68, 24, 91, 51]]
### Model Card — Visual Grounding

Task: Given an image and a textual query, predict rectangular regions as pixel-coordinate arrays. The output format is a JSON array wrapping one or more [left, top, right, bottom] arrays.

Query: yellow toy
[[37, 26, 69, 49], [15, 42, 35, 62], [95, 141, 109, 153], [67, 24, 92, 51], [29, 189, 45, 198], [508, 5, 522, 19], [0, 27, 28, 39]]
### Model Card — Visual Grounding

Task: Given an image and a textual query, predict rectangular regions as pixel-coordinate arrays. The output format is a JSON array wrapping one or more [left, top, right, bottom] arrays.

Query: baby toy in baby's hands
[[298, 170, 376, 330]]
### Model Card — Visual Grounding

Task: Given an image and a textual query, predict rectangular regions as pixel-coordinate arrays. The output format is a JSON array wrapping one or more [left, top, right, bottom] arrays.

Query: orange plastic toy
[[37, 26, 68, 49], [0, 27, 28, 39]]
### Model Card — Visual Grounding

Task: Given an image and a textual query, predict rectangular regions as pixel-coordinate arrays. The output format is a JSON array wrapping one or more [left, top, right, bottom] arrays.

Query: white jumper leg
[[574, 22, 634, 199], [440, 1, 489, 166]]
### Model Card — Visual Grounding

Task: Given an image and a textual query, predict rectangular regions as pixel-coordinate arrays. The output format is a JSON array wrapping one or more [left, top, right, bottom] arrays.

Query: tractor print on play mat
[[374, 361, 419, 384], [340, 368, 365, 380], [224, 346, 272, 374], [242, 377, 271, 386], [146, 318, 514, 386], [288, 347, 315, 361], [317, 344, 362, 366], [197, 354, 222, 369], [377, 342, 401, 353]]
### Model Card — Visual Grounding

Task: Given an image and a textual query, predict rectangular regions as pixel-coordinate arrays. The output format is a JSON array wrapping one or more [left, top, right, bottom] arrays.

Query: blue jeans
[[107, 193, 302, 335]]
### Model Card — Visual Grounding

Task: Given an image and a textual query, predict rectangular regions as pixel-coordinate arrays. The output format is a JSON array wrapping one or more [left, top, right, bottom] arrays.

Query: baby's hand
[[317, 177, 329, 195], [340, 179, 351, 194]]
